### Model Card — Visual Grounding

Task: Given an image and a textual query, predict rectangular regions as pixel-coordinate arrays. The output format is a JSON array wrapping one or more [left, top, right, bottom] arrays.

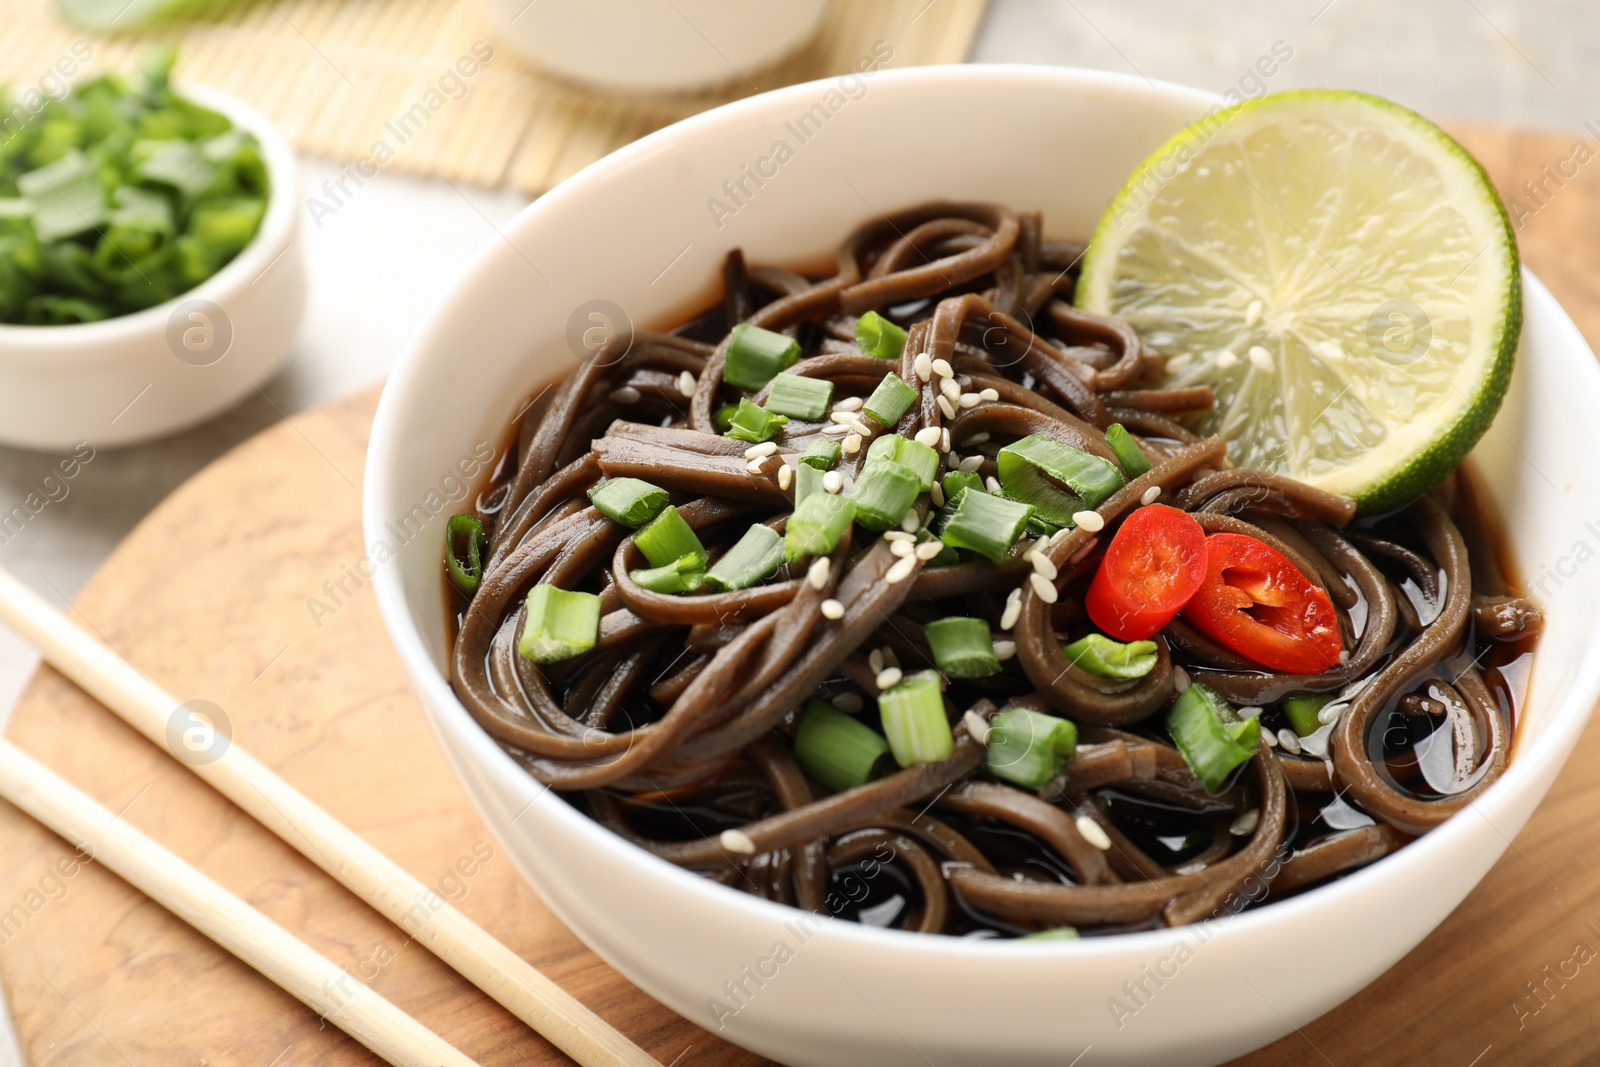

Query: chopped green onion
[[784, 493, 855, 562], [996, 434, 1125, 530], [723, 397, 789, 443], [793, 700, 890, 793], [1063, 633, 1159, 679], [705, 524, 785, 592], [986, 707, 1078, 790], [862, 372, 918, 427], [794, 461, 824, 506], [854, 310, 908, 361], [1167, 683, 1260, 793], [517, 585, 601, 663], [1283, 694, 1335, 737], [924, 617, 1000, 678], [849, 461, 922, 531], [713, 403, 739, 433], [1104, 423, 1153, 479], [444, 514, 487, 596], [630, 555, 705, 594], [1021, 926, 1081, 941], [941, 470, 984, 504], [865, 433, 939, 490], [724, 323, 800, 390], [764, 374, 834, 421], [878, 671, 953, 767], [634, 505, 707, 569], [587, 477, 669, 528], [800, 437, 841, 470], [940, 488, 1033, 563]]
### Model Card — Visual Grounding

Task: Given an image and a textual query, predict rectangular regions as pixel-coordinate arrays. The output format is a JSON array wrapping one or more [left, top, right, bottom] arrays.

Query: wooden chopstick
[[0, 568, 658, 1067], [0, 739, 481, 1067]]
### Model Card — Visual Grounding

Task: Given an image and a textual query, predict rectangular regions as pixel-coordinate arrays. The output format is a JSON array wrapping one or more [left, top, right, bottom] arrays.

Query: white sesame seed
[[849, 417, 874, 437], [914, 353, 933, 382], [1237, 705, 1263, 720], [1216, 350, 1239, 369], [822, 471, 844, 493], [1261, 729, 1278, 749], [978, 388, 999, 402], [1277, 728, 1302, 755], [1248, 345, 1274, 372], [900, 509, 921, 533], [821, 598, 845, 620], [929, 481, 945, 507], [1000, 590, 1023, 631], [937, 396, 956, 420], [992, 639, 1016, 661], [830, 411, 856, 425], [885, 556, 916, 584], [1338, 649, 1351, 664], [832, 692, 863, 713], [883, 530, 916, 542], [1140, 485, 1161, 505], [962, 710, 991, 746], [961, 432, 991, 447], [678, 370, 697, 397], [1245, 299, 1263, 327], [941, 428, 951, 452], [744, 441, 778, 459], [610, 386, 641, 404], [720, 829, 757, 854], [1029, 572, 1058, 604], [1318, 701, 1348, 726], [1073, 510, 1105, 532], [958, 392, 982, 409], [778, 464, 792, 491], [746, 458, 768, 474], [842, 434, 863, 454], [869, 648, 885, 674], [1172, 665, 1191, 692], [931, 357, 954, 379], [807, 556, 831, 590], [958, 455, 984, 473], [834, 396, 864, 412], [1230, 809, 1260, 836], [915, 540, 944, 560], [946, 451, 964, 470], [821, 422, 850, 435], [1076, 815, 1112, 850], [914, 426, 943, 448], [940, 377, 961, 402], [1032, 553, 1059, 581], [985, 476, 1002, 494], [890, 539, 914, 558]]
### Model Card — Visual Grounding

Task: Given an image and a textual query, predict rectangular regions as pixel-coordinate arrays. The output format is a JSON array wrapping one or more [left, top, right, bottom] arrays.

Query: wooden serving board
[[0, 123, 1598, 1067]]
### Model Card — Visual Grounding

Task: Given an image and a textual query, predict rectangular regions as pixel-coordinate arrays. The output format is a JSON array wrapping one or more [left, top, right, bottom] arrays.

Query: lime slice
[[1076, 90, 1519, 513]]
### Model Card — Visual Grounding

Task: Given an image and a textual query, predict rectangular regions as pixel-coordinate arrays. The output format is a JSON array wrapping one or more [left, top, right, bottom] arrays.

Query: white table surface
[[0, 0, 1589, 1061]]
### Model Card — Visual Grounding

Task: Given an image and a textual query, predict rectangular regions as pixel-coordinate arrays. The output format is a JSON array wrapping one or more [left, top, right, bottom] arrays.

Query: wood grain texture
[[0, 121, 1598, 1067]]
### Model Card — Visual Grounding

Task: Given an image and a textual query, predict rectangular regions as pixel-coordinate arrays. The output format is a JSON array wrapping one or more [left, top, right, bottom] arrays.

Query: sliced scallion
[[849, 461, 922, 531], [794, 461, 824, 506], [444, 514, 487, 596], [784, 492, 855, 562], [629, 555, 705, 594], [517, 585, 601, 663], [724, 397, 789, 443], [765, 373, 834, 421], [713, 403, 739, 433], [865, 433, 939, 490], [862, 372, 917, 427], [793, 700, 890, 793], [587, 477, 669, 528], [940, 487, 1033, 563], [996, 434, 1125, 530], [924, 617, 1000, 678], [1167, 683, 1260, 793], [1021, 926, 1081, 941], [855, 310, 908, 361], [986, 707, 1078, 790], [1104, 423, 1153, 479], [800, 437, 841, 470], [941, 470, 984, 505], [705, 523, 785, 592], [1063, 633, 1158, 679], [724, 323, 800, 390], [878, 670, 953, 767], [1283, 694, 1335, 737], [634, 505, 707, 569]]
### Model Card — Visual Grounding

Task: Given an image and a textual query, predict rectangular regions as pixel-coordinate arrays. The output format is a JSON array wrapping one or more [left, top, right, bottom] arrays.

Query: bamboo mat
[[0, 0, 987, 194]]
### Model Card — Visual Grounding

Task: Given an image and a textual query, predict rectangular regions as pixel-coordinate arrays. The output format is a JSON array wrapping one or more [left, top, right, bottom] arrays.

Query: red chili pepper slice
[[1084, 504, 1208, 641], [1181, 533, 1343, 674]]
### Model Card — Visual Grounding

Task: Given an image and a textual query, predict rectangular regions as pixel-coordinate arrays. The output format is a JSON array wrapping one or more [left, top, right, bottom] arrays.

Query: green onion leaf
[[1282, 694, 1335, 737], [996, 435, 1125, 530], [724, 323, 800, 390], [793, 700, 890, 793], [517, 585, 601, 663], [878, 671, 953, 767], [941, 470, 984, 505], [630, 555, 706, 594], [865, 433, 939, 490], [924, 617, 1000, 678], [634, 505, 707, 569], [723, 397, 789, 443], [939, 488, 1033, 563], [849, 461, 922, 531], [1167, 683, 1260, 793], [1063, 633, 1158, 679], [862, 372, 917, 427], [800, 437, 841, 470], [784, 492, 855, 562], [1021, 926, 1081, 941], [17, 151, 106, 243], [794, 461, 824, 506], [444, 514, 487, 596], [587, 477, 669, 528], [705, 523, 785, 592], [713, 403, 740, 433], [765, 374, 834, 421], [1104, 423, 1153, 479], [986, 707, 1078, 790], [854, 310, 908, 361]]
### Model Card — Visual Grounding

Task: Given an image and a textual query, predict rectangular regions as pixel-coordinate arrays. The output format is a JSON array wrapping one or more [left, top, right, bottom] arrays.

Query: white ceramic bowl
[[366, 65, 1600, 1066], [0, 85, 303, 451]]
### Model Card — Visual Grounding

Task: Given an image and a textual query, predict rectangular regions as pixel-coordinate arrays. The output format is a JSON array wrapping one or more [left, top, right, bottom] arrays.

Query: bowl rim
[[367, 61, 1600, 962], [0, 81, 298, 358]]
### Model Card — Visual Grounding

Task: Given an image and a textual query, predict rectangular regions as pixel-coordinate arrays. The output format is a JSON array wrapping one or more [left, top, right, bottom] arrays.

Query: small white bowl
[[0, 85, 304, 451], [367, 65, 1600, 1066]]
